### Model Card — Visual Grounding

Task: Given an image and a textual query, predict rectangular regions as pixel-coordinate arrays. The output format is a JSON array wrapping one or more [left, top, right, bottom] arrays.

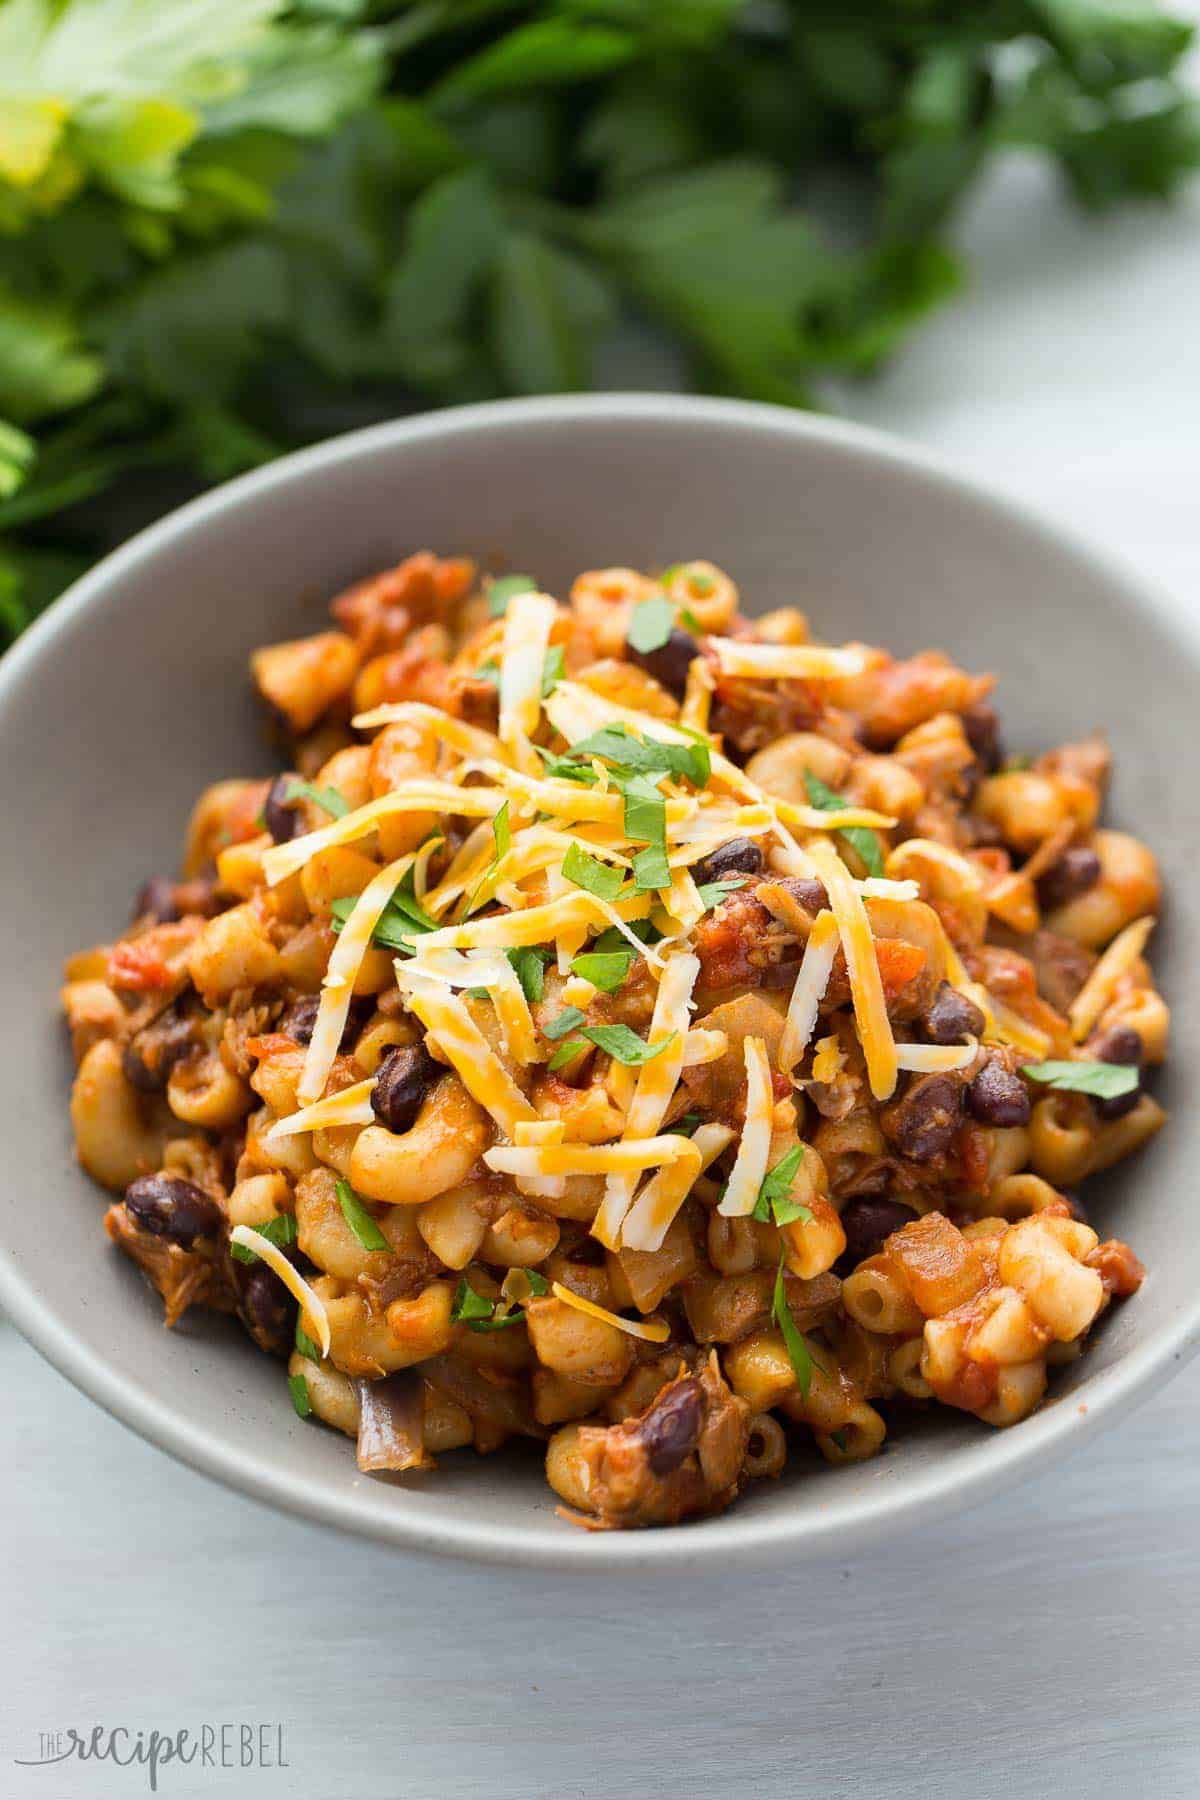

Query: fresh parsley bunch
[[2, 0, 1196, 641]]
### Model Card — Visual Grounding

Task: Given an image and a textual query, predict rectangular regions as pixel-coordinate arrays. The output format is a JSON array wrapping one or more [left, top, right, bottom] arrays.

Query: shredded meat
[[566, 1354, 750, 1529], [104, 1203, 235, 1328]]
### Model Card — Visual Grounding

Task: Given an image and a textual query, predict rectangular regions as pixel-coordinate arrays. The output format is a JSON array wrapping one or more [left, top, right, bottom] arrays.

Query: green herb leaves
[[627, 593, 673, 653], [335, 1177, 389, 1251], [508, 944, 551, 1004], [487, 573, 535, 616], [751, 1146, 812, 1226], [561, 842, 624, 901], [330, 870, 437, 953], [451, 1269, 548, 1332], [288, 1373, 313, 1419], [773, 1254, 818, 1398], [284, 779, 349, 820], [570, 725, 710, 790], [803, 769, 884, 878], [544, 1012, 676, 1070], [570, 949, 632, 992], [231, 1213, 297, 1265], [696, 876, 750, 911], [1022, 1060, 1140, 1100]]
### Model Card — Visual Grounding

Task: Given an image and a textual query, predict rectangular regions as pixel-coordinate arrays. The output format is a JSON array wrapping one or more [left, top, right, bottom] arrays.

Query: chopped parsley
[[231, 1213, 297, 1265], [544, 1006, 586, 1041], [803, 768, 885, 879], [1022, 1060, 1139, 1099], [508, 944, 552, 1004], [487, 573, 536, 617], [288, 1373, 313, 1419], [670, 1112, 704, 1137], [696, 876, 750, 910], [751, 1146, 812, 1226], [632, 841, 671, 891], [541, 644, 566, 696], [581, 1022, 676, 1066], [561, 842, 624, 901], [679, 608, 704, 635], [283, 779, 349, 820], [452, 1270, 548, 1332], [336, 1177, 390, 1251], [773, 1252, 821, 1398], [627, 593, 674, 653], [547, 1038, 589, 1071], [330, 871, 438, 954], [570, 949, 633, 992], [569, 724, 710, 790], [294, 1323, 322, 1364]]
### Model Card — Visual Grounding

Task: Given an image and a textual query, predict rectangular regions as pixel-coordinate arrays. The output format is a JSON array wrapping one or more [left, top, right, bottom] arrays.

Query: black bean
[[919, 981, 986, 1046], [121, 1008, 200, 1093], [967, 1057, 1032, 1127], [772, 876, 829, 916], [134, 877, 179, 924], [837, 1197, 919, 1271], [628, 626, 699, 699], [884, 1073, 965, 1161], [1036, 846, 1102, 913], [265, 773, 305, 844], [691, 837, 764, 886], [963, 702, 1003, 773], [638, 1378, 704, 1476], [371, 1043, 439, 1134], [1087, 1023, 1144, 1120], [278, 994, 371, 1051], [125, 1175, 222, 1248], [233, 1257, 297, 1358]]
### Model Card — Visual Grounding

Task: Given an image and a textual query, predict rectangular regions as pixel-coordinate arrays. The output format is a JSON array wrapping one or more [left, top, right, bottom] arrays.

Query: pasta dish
[[62, 552, 1164, 1528]]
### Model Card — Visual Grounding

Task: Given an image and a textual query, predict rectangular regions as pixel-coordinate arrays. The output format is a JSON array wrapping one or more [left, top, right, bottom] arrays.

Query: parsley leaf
[[294, 1323, 321, 1364], [670, 1112, 703, 1137], [451, 1269, 547, 1332], [679, 607, 704, 635], [547, 1037, 589, 1071], [696, 876, 750, 910], [508, 944, 552, 1004], [632, 841, 671, 891], [592, 918, 660, 955], [492, 799, 511, 860], [581, 1022, 675, 1066], [627, 593, 673, 653], [488, 573, 535, 616], [772, 1252, 821, 1398], [541, 643, 565, 696], [544, 1006, 586, 1041], [569, 725, 710, 790], [751, 1146, 812, 1225], [335, 1176, 390, 1251], [231, 1213, 297, 1265], [330, 871, 437, 954], [561, 841, 624, 901], [451, 1278, 494, 1324], [288, 1373, 313, 1419], [284, 778, 349, 820], [622, 771, 667, 849], [1022, 1060, 1139, 1100], [803, 769, 884, 878], [570, 949, 632, 992]]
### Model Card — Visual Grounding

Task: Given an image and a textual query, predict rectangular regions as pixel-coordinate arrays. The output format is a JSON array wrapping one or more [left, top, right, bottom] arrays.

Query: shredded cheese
[[298, 854, 415, 1103], [618, 1139, 703, 1255], [484, 1136, 697, 1179], [893, 1039, 979, 1073], [1069, 915, 1156, 1042], [717, 1036, 774, 1217], [778, 909, 839, 1073], [550, 1281, 670, 1344], [591, 951, 699, 1249], [267, 1078, 377, 1141], [230, 1226, 330, 1358], [262, 785, 503, 887], [499, 589, 558, 753], [810, 1033, 844, 1085], [807, 837, 898, 1102], [681, 1028, 728, 1067], [708, 637, 873, 680], [397, 972, 536, 1135], [351, 703, 499, 761], [990, 999, 1052, 1060]]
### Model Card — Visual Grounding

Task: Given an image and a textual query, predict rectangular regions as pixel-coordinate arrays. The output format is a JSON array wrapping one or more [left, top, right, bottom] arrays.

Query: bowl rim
[[4, 391, 1198, 1573]]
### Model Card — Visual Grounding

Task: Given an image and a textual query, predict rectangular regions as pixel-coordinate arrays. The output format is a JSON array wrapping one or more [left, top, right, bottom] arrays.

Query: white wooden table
[[4, 158, 1199, 1799]]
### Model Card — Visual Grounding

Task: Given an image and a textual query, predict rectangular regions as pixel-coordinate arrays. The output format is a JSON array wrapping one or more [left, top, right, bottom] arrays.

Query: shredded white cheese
[[717, 1036, 774, 1217], [397, 971, 536, 1135], [549, 1281, 670, 1343], [778, 908, 840, 1073], [708, 638, 873, 680], [1069, 915, 1156, 1043], [267, 1078, 377, 1141], [807, 837, 898, 1102], [297, 853, 416, 1103], [230, 1225, 330, 1358]]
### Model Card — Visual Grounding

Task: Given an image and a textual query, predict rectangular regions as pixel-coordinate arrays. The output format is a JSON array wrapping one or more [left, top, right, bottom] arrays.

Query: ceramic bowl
[[2, 395, 1195, 1570]]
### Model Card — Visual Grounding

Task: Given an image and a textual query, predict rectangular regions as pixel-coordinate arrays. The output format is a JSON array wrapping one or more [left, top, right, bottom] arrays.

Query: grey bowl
[[2, 395, 1196, 1571]]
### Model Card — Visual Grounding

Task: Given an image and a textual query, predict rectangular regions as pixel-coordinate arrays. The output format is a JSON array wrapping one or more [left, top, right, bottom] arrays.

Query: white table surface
[[5, 157, 1199, 1800]]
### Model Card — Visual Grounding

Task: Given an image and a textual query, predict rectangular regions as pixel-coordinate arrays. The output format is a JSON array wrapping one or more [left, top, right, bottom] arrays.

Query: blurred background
[[2, 0, 1199, 644]]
